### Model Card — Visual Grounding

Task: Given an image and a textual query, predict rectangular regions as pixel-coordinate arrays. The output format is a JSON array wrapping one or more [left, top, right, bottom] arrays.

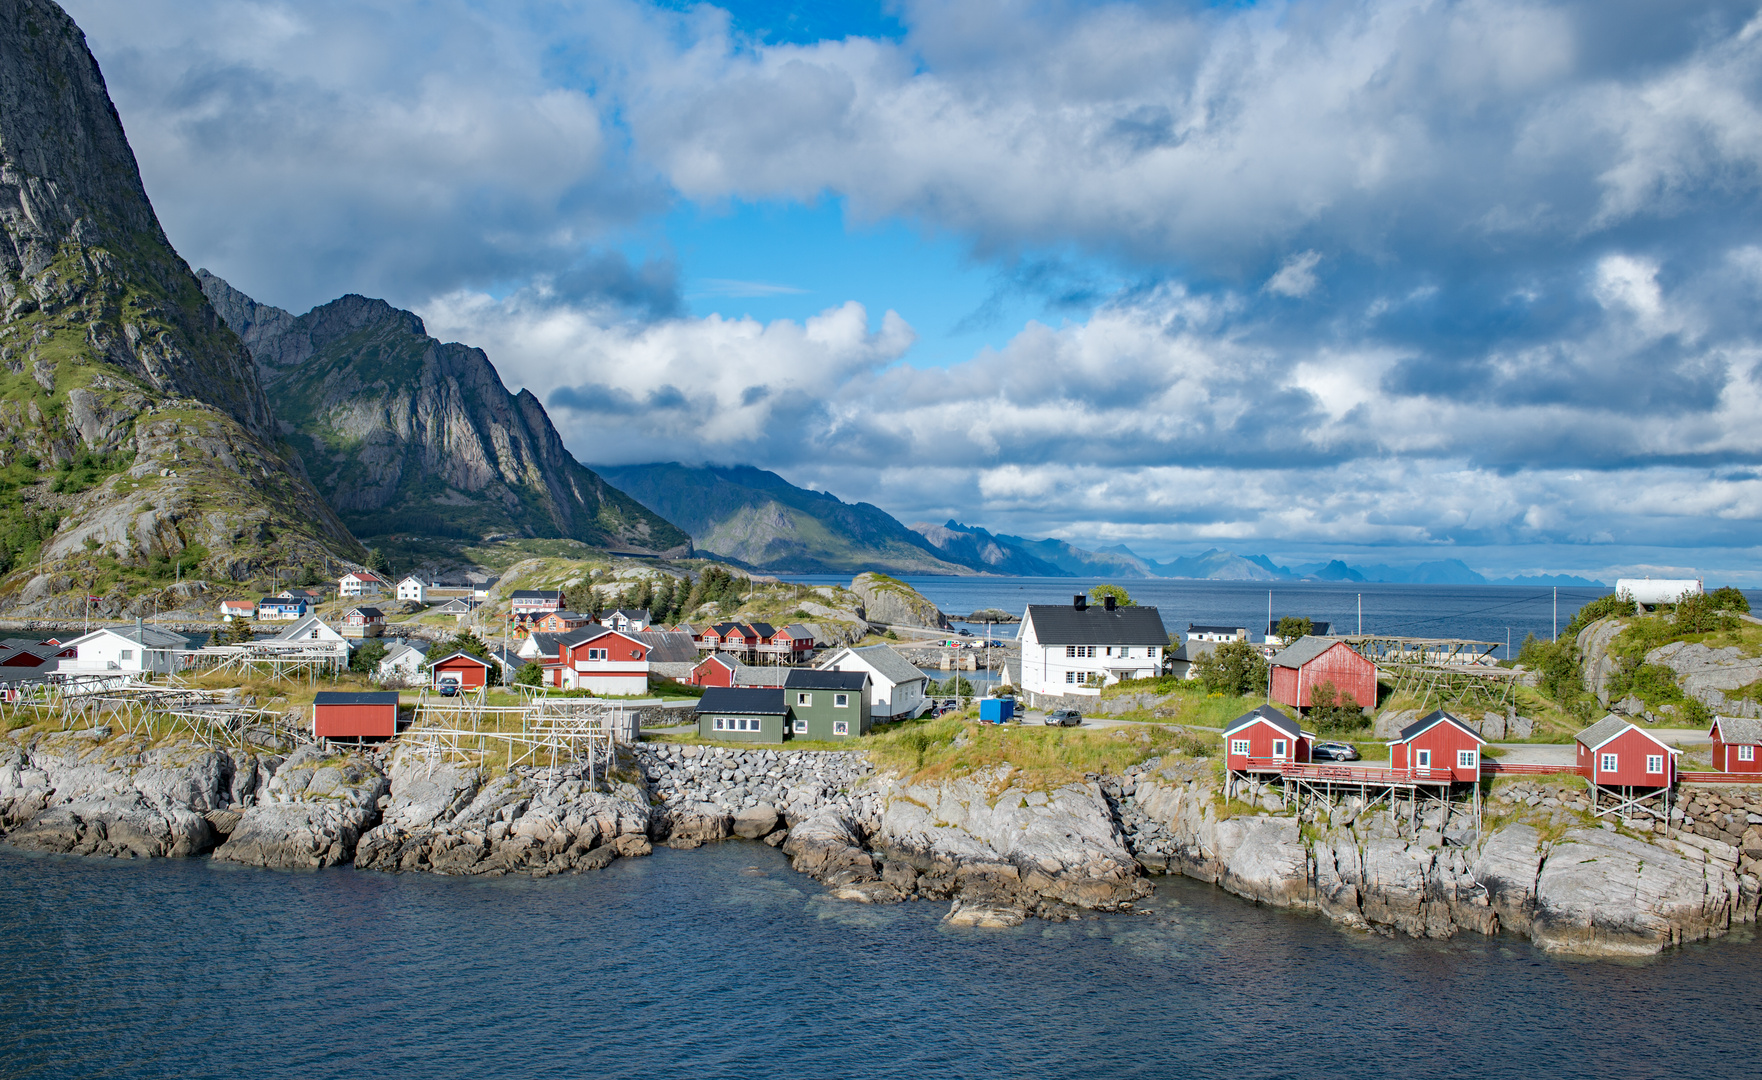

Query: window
[[1457, 750, 1477, 770], [1416, 749, 1431, 769], [833, 721, 849, 736], [1646, 754, 1664, 774], [1065, 672, 1076, 684], [1230, 739, 1251, 756], [1741, 745, 1756, 762], [834, 693, 849, 707], [1273, 739, 1287, 759], [1600, 753, 1618, 773], [1066, 646, 1076, 657], [797, 692, 812, 706], [588, 648, 608, 660], [120, 650, 133, 661], [794, 718, 808, 734], [714, 718, 726, 730]]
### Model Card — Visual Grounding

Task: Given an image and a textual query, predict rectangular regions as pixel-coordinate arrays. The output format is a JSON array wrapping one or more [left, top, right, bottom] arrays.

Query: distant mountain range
[[586, 464, 1606, 586]]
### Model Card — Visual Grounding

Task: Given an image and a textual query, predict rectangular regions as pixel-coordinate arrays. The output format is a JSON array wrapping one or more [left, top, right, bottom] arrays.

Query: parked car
[[1045, 708, 1082, 727], [1312, 741, 1360, 761], [958, 628, 973, 636], [437, 680, 460, 697]]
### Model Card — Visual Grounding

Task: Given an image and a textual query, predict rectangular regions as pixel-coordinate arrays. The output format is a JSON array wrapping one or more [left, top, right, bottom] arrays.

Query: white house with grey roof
[[1017, 595, 1167, 700], [59, 623, 192, 676], [817, 644, 930, 720]]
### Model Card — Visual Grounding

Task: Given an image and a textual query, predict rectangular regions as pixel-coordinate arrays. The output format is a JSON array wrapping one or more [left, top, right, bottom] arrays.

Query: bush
[[350, 638, 388, 674], [1275, 616, 1313, 640], [1307, 680, 1369, 734], [1518, 633, 1595, 719], [1088, 585, 1135, 608], [1566, 594, 1633, 636], [1669, 593, 1737, 634], [1709, 586, 1751, 614], [514, 661, 544, 686], [1193, 640, 1269, 697]]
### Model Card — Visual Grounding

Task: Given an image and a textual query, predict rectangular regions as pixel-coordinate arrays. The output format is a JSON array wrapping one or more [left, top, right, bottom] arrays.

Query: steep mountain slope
[[198, 274, 691, 557], [0, 0, 358, 605], [909, 520, 1067, 576], [594, 463, 969, 574]]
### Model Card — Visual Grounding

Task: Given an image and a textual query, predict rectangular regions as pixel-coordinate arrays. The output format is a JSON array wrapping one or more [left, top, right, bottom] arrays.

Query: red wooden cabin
[[1710, 715, 1762, 773], [1223, 705, 1313, 773], [1388, 710, 1486, 781], [1576, 716, 1680, 788], [1269, 638, 1379, 711], [432, 651, 492, 690], [313, 691, 400, 739], [689, 654, 739, 688]]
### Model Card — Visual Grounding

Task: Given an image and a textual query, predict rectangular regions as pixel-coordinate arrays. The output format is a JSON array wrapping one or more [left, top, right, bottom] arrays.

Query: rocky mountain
[[594, 463, 968, 575], [908, 520, 1065, 576], [198, 275, 691, 557], [0, 0, 358, 606]]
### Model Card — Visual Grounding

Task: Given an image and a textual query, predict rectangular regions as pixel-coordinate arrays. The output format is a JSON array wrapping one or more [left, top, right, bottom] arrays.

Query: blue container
[[978, 698, 1015, 724]]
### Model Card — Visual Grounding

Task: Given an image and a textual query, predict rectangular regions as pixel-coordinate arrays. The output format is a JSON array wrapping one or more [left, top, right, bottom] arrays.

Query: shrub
[[1275, 616, 1313, 640], [1566, 594, 1632, 636], [514, 661, 544, 686], [1193, 639, 1268, 697], [1709, 586, 1751, 614], [1307, 680, 1369, 734], [1088, 585, 1135, 608], [350, 638, 388, 674]]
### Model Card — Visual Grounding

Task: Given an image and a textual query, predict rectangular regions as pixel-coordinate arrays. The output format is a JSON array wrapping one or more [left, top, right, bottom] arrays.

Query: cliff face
[[0, 0, 359, 605], [198, 273, 691, 556]]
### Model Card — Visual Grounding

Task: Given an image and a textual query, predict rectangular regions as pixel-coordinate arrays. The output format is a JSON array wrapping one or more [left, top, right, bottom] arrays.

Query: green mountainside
[[198, 274, 691, 560], [0, 0, 359, 611], [593, 462, 970, 575]]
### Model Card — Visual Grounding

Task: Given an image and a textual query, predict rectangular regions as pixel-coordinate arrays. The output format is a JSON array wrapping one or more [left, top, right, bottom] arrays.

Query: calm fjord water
[[0, 845, 1752, 1080]]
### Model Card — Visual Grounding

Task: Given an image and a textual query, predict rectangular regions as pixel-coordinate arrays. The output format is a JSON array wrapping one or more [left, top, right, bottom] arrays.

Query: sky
[[60, 0, 1762, 583]]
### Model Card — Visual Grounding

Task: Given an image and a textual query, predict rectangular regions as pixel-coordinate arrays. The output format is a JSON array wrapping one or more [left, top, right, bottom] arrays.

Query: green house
[[695, 686, 790, 742], [783, 669, 872, 740]]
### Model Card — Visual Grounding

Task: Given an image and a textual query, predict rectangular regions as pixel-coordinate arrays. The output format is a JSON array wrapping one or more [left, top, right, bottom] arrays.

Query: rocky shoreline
[[1, 727, 1757, 957]]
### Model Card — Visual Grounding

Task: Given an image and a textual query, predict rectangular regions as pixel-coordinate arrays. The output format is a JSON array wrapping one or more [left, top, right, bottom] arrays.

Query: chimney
[[1104, 595, 1116, 612], [1073, 594, 1087, 611]]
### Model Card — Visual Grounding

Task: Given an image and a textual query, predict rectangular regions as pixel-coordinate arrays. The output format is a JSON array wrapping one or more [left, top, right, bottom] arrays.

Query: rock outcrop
[[0, 0, 358, 602], [199, 273, 690, 556], [849, 573, 949, 629], [213, 745, 388, 869], [1643, 640, 1762, 717]]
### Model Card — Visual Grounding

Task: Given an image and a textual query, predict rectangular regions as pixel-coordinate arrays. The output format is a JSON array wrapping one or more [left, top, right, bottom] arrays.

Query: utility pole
[[1553, 587, 1558, 642], [1357, 593, 1362, 635]]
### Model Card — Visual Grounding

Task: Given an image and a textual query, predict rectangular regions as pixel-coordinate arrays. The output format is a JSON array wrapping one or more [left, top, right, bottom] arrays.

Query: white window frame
[[793, 718, 808, 734], [588, 648, 607, 661], [1457, 750, 1477, 770], [833, 720, 849, 736], [1646, 754, 1663, 774], [797, 692, 812, 706], [1065, 672, 1076, 684], [714, 718, 725, 731], [1741, 745, 1756, 762], [1416, 749, 1432, 769], [1600, 753, 1618, 773], [1230, 739, 1251, 756], [1272, 739, 1288, 760], [1066, 646, 1077, 657], [834, 693, 849, 708], [120, 649, 133, 661]]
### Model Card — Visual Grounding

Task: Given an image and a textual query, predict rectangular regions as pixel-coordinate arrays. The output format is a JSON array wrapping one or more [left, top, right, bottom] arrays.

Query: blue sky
[[61, 0, 1762, 582]]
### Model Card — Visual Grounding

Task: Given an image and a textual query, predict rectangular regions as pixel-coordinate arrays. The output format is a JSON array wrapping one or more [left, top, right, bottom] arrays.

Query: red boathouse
[[312, 690, 400, 740], [1268, 637, 1379, 712], [1576, 715, 1680, 788], [1710, 715, 1762, 774], [432, 651, 492, 690], [1388, 710, 1486, 782], [1223, 704, 1313, 773]]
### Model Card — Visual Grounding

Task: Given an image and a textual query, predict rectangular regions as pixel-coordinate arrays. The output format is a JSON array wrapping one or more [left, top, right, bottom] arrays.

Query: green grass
[[864, 713, 1192, 786]]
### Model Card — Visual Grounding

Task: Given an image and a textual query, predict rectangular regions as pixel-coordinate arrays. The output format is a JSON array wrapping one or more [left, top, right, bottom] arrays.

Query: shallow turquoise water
[[0, 844, 1751, 1079]]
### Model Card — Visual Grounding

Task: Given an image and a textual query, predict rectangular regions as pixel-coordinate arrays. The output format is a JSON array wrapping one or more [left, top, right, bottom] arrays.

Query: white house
[[818, 644, 930, 720], [607, 608, 651, 634], [58, 624, 192, 676], [269, 614, 351, 660], [1017, 595, 1166, 700], [338, 571, 387, 598], [395, 576, 428, 603], [375, 641, 429, 686], [1186, 623, 1248, 644]]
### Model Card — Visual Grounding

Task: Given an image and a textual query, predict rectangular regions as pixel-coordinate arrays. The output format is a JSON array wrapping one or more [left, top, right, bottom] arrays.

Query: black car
[[958, 628, 974, 636], [1045, 708, 1082, 727], [1312, 740, 1360, 761]]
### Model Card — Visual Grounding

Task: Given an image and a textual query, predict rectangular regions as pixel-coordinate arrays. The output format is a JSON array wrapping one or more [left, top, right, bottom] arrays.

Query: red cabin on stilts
[[1710, 715, 1762, 774], [1388, 710, 1487, 782]]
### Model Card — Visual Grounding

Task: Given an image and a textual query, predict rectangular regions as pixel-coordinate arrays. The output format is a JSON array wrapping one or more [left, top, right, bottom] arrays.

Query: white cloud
[[1265, 251, 1323, 298]]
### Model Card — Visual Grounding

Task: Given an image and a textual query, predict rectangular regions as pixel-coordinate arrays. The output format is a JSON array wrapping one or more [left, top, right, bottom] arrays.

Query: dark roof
[[511, 589, 562, 600], [349, 607, 384, 618], [695, 686, 788, 715], [259, 595, 304, 605], [695, 653, 737, 670], [610, 608, 651, 621], [1269, 620, 1332, 635], [710, 622, 749, 637], [1396, 709, 1486, 744], [1223, 704, 1302, 739], [529, 632, 565, 656], [547, 610, 586, 620], [1268, 636, 1355, 669], [747, 621, 775, 638], [785, 668, 869, 692], [313, 691, 400, 706], [1187, 624, 1246, 635], [1024, 604, 1167, 646], [558, 624, 619, 647]]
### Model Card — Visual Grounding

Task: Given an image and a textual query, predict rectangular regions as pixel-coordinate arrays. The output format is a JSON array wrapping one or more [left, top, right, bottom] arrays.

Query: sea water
[[0, 845, 1751, 1080]]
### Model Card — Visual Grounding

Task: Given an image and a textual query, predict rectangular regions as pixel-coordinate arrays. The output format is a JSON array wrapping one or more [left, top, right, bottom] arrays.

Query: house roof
[[732, 664, 789, 688], [1575, 714, 1682, 754], [258, 596, 305, 606], [1025, 604, 1167, 646], [435, 598, 477, 613], [695, 653, 738, 671], [1188, 624, 1246, 635], [528, 632, 565, 657], [1269, 620, 1333, 635], [709, 621, 749, 638], [314, 691, 399, 706], [610, 608, 650, 622], [1395, 709, 1487, 745], [747, 621, 775, 639], [273, 614, 344, 642], [511, 589, 562, 600], [544, 610, 587, 621], [220, 599, 255, 608], [828, 645, 925, 687], [695, 686, 788, 715], [280, 588, 320, 600], [69, 625, 192, 650], [1268, 636, 1355, 670], [785, 668, 869, 692], [1223, 704, 1304, 740], [1170, 641, 1219, 663], [340, 571, 384, 582], [637, 631, 700, 664], [378, 642, 428, 663], [347, 607, 384, 619], [1713, 714, 1762, 744], [779, 623, 814, 640], [558, 624, 621, 648], [431, 651, 491, 669]]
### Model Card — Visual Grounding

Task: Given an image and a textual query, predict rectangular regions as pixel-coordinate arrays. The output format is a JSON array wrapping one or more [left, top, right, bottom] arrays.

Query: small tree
[[1307, 680, 1366, 733], [1709, 586, 1751, 614], [350, 638, 388, 675], [1193, 639, 1269, 697], [436, 630, 491, 660], [1088, 585, 1135, 608], [365, 548, 391, 576], [514, 661, 544, 686], [222, 615, 256, 645], [1275, 616, 1313, 640]]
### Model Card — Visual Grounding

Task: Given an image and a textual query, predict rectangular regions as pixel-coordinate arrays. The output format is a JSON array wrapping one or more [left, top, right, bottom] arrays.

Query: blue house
[[256, 596, 308, 621]]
